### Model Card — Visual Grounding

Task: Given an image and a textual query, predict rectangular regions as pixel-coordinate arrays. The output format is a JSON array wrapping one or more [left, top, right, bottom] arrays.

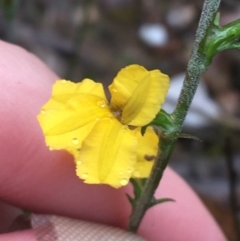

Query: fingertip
[[137, 168, 227, 241], [0, 40, 227, 241], [0, 230, 36, 241], [0, 40, 59, 201], [0, 40, 58, 86]]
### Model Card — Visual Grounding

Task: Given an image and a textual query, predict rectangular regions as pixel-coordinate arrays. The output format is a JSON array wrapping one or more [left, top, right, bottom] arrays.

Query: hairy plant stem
[[128, 0, 221, 233]]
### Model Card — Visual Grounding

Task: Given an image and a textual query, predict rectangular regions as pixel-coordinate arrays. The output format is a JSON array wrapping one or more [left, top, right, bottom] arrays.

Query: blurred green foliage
[[0, 0, 20, 21]]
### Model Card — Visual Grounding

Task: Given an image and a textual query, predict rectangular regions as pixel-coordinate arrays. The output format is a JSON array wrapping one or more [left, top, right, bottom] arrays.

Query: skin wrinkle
[[0, 40, 227, 241]]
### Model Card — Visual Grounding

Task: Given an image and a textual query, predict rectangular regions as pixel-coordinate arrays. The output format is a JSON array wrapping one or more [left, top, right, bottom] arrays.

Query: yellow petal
[[38, 80, 113, 153], [109, 65, 148, 110], [46, 121, 96, 159], [52, 79, 107, 102], [109, 65, 169, 126], [40, 79, 107, 111], [132, 127, 159, 178], [76, 119, 138, 188], [38, 94, 112, 135], [122, 69, 169, 126]]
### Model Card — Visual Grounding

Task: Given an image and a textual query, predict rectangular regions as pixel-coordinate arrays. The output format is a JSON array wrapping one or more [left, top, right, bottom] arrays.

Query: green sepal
[[202, 13, 240, 66], [213, 12, 220, 26], [141, 109, 203, 145], [141, 109, 176, 139]]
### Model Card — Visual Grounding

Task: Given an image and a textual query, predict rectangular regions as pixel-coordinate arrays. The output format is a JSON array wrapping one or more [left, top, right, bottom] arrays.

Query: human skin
[[0, 40, 227, 241]]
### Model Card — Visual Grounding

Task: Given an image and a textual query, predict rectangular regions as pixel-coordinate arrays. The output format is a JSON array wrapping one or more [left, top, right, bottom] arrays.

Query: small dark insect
[[144, 155, 156, 161]]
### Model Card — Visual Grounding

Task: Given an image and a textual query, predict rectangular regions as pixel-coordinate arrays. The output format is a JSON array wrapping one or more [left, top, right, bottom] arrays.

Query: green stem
[[128, 138, 176, 232], [173, 0, 221, 127], [127, 0, 221, 233]]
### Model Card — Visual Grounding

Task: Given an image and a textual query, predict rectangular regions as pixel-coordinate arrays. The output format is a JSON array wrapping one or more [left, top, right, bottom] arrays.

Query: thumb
[[32, 214, 147, 241], [0, 215, 147, 241]]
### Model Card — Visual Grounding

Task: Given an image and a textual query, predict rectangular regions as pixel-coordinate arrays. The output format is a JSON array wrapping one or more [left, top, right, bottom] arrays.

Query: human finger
[[0, 40, 226, 240]]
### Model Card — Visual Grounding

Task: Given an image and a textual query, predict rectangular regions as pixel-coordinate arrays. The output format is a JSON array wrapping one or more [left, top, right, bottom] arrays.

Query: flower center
[[110, 107, 137, 130], [109, 105, 123, 121], [112, 110, 122, 119]]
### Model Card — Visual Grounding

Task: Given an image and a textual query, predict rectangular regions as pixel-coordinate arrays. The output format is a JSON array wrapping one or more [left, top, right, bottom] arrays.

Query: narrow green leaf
[[178, 133, 202, 142], [149, 197, 175, 208], [126, 194, 135, 208]]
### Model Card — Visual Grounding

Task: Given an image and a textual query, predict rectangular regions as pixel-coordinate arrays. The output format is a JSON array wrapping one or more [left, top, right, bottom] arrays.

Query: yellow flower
[[37, 65, 169, 188]]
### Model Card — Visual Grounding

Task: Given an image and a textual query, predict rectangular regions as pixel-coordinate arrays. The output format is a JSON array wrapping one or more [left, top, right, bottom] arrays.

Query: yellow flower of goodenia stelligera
[[37, 65, 169, 188]]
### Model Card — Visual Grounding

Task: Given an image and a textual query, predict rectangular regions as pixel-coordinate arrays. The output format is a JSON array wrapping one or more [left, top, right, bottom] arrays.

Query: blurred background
[[1, 0, 240, 240]]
